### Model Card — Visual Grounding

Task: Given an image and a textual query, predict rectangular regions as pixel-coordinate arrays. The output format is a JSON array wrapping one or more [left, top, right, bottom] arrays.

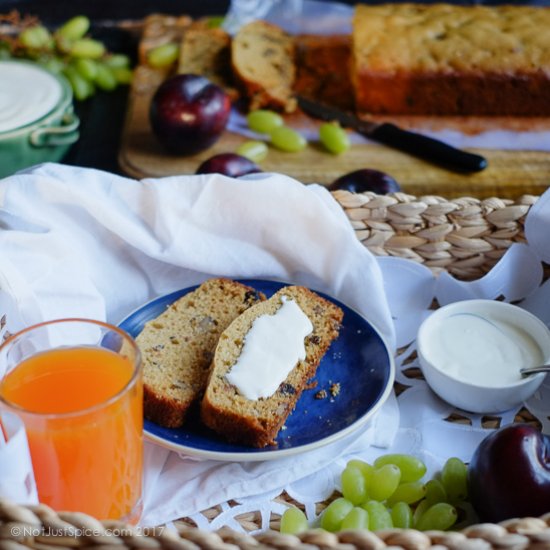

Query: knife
[[297, 96, 488, 173]]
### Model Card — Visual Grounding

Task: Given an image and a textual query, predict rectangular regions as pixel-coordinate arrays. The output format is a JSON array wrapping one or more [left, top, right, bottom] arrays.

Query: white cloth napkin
[[0, 162, 398, 526], [0, 412, 38, 505]]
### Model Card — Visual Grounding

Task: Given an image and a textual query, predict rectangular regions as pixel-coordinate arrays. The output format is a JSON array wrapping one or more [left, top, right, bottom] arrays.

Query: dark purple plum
[[196, 153, 261, 177], [468, 424, 550, 522], [149, 74, 231, 155], [329, 169, 401, 194]]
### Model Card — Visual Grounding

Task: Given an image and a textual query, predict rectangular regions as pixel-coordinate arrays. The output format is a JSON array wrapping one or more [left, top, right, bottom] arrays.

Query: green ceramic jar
[[0, 60, 80, 179]]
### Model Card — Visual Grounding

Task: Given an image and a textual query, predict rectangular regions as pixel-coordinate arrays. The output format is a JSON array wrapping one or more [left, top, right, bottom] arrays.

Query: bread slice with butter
[[200, 286, 344, 447], [136, 278, 265, 428]]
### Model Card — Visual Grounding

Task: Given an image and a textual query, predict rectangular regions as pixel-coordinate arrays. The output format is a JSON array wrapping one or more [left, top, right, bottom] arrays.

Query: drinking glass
[[0, 318, 143, 522]]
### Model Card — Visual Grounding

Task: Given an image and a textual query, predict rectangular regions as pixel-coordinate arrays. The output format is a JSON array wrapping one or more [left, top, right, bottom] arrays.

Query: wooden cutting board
[[118, 48, 550, 201]]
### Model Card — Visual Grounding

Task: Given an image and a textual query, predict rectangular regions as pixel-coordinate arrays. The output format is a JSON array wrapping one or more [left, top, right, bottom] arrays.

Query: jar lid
[[0, 61, 63, 133]]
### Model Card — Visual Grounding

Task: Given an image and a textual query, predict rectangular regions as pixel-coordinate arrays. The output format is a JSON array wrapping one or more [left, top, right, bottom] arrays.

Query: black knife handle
[[370, 123, 488, 173]]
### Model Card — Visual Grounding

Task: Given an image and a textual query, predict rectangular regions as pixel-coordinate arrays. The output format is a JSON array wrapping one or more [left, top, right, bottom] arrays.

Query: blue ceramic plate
[[119, 280, 394, 461]]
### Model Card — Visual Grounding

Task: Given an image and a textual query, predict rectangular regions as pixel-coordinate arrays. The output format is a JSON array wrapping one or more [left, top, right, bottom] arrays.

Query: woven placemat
[[2, 498, 550, 549], [334, 190, 538, 280]]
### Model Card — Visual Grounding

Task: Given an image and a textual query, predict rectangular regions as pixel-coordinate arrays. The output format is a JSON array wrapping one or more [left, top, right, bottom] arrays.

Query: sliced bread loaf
[[200, 286, 343, 447], [137, 278, 265, 428], [231, 20, 297, 113]]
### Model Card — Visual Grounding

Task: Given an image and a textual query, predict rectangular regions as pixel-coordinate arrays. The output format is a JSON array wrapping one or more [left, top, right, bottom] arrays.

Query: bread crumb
[[315, 389, 327, 399], [329, 382, 340, 397]]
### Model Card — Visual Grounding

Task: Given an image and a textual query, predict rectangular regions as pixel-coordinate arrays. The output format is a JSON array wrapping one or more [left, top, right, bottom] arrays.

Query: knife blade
[[297, 96, 487, 173]]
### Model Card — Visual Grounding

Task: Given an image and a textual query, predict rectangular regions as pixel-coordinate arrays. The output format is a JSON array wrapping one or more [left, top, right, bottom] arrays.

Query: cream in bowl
[[0, 60, 79, 178], [417, 299, 550, 413]]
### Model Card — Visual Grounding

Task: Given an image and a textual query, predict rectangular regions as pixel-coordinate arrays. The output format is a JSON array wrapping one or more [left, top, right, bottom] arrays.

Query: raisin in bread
[[231, 20, 296, 113], [200, 286, 343, 447], [137, 278, 265, 428]]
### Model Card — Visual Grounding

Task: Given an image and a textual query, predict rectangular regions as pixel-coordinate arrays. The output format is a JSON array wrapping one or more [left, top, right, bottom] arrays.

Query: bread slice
[[136, 278, 265, 428], [231, 20, 297, 113], [177, 23, 239, 100], [200, 286, 344, 447]]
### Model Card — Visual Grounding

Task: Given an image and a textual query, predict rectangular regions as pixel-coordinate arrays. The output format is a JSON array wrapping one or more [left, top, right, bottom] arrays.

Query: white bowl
[[417, 299, 550, 414]]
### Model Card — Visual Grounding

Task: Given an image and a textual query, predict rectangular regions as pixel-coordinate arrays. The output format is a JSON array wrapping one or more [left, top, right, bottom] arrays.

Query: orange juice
[[0, 345, 143, 520]]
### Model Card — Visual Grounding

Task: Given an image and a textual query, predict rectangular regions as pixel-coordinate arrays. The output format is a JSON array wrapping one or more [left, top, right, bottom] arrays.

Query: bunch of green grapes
[[280, 454, 471, 535], [1, 15, 132, 100]]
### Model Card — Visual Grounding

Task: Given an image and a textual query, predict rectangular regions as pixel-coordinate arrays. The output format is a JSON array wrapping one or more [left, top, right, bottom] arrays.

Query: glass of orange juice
[[0, 318, 143, 522]]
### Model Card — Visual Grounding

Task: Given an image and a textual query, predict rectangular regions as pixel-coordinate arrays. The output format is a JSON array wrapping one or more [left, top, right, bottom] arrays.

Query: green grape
[[103, 53, 131, 69], [70, 38, 106, 59], [415, 502, 457, 531], [0, 45, 11, 60], [341, 507, 369, 530], [94, 63, 117, 91], [341, 464, 368, 505], [246, 109, 283, 134], [319, 122, 350, 155], [37, 55, 66, 74], [270, 126, 306, 152], [74, 58, 98, 81], [424, 479, 448, 505], [412, 499, 431, 527], [147, 42, 179, 68], [391, 502, 413, 529], [63, 66, 94, 101], [369, 464, 401, 501], [207, 15, 225, 28], [320, 498, 353, 532], [236, 140, 268, 163], [347, 459, 375, 483], [386, 481, 426, 506], [441, 458, 468, 503], [56, 16, 90, 41], [20, 26, 53, 50], [111, 67, 133, 85], [280, 507, 308, 535], [361, 501, 393, 531], [374, 454, 427, 483]]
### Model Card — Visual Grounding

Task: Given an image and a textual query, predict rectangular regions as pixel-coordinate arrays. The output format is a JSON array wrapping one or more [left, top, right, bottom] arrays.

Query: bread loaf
[[137, 278, 265, 428], [200, 286, 343, 447], [231, 20, 297, 113], [352, 3, 550, 116]]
